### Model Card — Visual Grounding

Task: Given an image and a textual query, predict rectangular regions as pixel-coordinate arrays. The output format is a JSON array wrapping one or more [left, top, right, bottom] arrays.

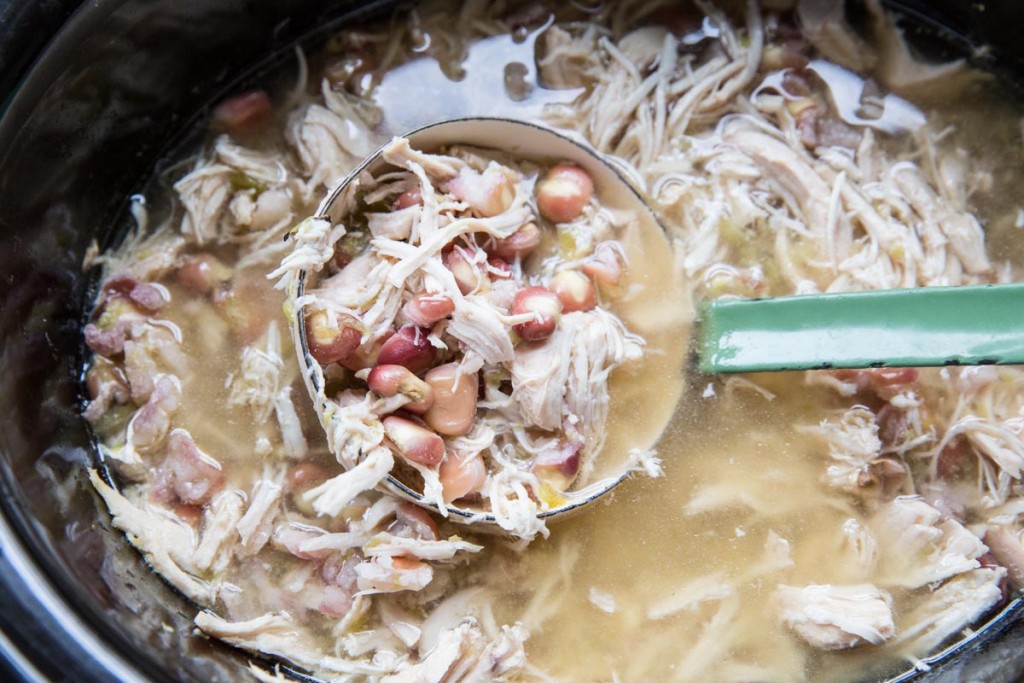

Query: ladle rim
[[294, 115, 666, 526]]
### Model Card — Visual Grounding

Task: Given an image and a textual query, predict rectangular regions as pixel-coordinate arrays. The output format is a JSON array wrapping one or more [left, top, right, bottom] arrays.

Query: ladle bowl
[[287, 116, 689, 527]]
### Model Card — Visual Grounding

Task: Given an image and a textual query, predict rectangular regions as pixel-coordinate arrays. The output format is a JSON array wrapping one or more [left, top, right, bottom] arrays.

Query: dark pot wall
[[0, 1, 1021, 681]]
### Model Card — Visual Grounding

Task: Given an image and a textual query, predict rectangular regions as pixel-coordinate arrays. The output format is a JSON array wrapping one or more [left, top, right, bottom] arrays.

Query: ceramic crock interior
[[1, 1, 1023, 681]]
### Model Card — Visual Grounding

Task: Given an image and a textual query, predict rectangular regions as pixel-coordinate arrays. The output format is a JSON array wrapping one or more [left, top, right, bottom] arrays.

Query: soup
[[81, 1, 1024, 681]]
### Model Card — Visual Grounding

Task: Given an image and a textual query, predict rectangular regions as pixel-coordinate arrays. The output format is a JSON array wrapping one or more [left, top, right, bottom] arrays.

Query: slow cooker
[[2, 1, 1024, 681]]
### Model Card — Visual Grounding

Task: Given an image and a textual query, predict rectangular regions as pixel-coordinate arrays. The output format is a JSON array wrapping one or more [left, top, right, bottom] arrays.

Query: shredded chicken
[[82, 2, 1023, 679], [195, 611, 394, 677], [90, 470, 211, 603], [776, 583, 896, 650], [869, 496, 986, 590], [893, 568, 1004, 655]]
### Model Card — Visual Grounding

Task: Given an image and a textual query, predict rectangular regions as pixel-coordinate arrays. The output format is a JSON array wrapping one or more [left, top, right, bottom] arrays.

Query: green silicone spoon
[[697, 282, 1024, 374]]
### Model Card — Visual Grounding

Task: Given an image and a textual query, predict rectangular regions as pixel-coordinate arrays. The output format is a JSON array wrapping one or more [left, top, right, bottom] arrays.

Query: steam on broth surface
[[81, 1, 1024, 681]]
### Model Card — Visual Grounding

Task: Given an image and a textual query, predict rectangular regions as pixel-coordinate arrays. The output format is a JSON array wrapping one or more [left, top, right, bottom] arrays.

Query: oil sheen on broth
[[82, 2, 1024, 682]]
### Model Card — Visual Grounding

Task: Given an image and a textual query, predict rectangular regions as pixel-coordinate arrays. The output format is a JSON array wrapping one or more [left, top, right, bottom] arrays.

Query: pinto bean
[[937, 437, 973, 481], [510, 286, 562, 341], [211, 90, 272, 134], [290, 462, 332, 491], [319, 585, 355, 617], [536, 164, 593, 223], [130, 375, 180, 450], [422, 363, 478, 437], [876, 404, 908, 448], [213, 275, 276, 343], [177, 254, 232, 296], [338, 335, 386, 372], [403, 293, 454, 327], [792, 101, 820, 149], [101, 277, 167, 312], [367, 364, 434, 414], [391, 555, 428, 571], [322, 554, 361, 590], [388, 502, 440, 541], [532, 441, 582, 492], [445, 248, 488, 295], [382, 416, 445, 466], [393, 188, 423, 210], [289, 462, 333, 517], [164, 429, 225, 506], [485, 222, 541, 260], [855, 458, 908, 501], [87, 290, 151, 355], [439, 450, 487, 503], [174, 504, 204, 527], [376, 326, 435, 374], [984, 526, 1024, 591], [305, 310, 362, 366], [85, 357, 130, 407], [487, 257, 513, 280], [550, 270, 596, 312], [582, 242, 625, 288]]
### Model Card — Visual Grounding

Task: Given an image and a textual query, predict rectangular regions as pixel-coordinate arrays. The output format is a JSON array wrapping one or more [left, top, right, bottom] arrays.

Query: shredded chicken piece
[[448, 297, 516, 365], [227, 323, 285, 422], [893, 165, 990, 275], [273, 387, 309, 460], [869, 496, 986, 589], [288, 81, 381, 199], [513, 309, 643, 482], [174, 137, 291, 250], [865, 0, 970, 98], [194, 490, 245, 573], [648, 573, 733, 621], [89, 470, 211, 603], [741, 530, 795, 581], [537, 26, 600, 90], [236, 474, 284, 555], [800, 406, 913, 504], [195, 611, 393, 677], [303, 447, 395, 517], [797, 0, 876, 72], [983, 525, 1024, 590], [382, 619, 528, 683], [776, 583, 896, 650], [363, 533, 484, 562], [588, 587, 617, 614], [841, 518, 879, 575], [356, 555, 435, 594], [892, 568, 1004, 655]]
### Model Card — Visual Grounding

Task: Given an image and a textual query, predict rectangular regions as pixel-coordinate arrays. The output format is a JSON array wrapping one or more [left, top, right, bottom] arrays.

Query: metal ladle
[[291, 116, 1024, 528], [288, 117, 689, 528]]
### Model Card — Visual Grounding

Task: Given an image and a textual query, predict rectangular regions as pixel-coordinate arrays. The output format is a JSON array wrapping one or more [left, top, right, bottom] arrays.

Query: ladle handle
[[697, 282, 1024, 374]]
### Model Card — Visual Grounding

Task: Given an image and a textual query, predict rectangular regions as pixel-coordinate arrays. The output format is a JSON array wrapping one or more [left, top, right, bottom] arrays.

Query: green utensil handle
[[698, 283, 1024, 374]]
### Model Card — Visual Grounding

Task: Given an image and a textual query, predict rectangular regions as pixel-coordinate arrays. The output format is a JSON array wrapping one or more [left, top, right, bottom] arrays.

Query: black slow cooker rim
[[0, 510, 145, 682], [2, 1, 1024, 682], [0, 0, 193, 674]]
